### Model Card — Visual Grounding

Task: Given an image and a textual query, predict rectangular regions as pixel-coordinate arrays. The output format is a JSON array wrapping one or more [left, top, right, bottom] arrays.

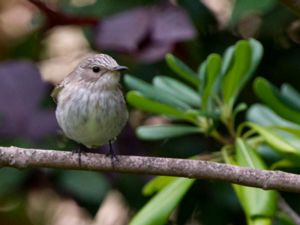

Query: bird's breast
[[56, 85, 128, 147]]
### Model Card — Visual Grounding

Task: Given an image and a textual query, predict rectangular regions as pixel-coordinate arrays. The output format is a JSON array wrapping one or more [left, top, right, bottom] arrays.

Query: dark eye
[[92, 66, 101, 73]]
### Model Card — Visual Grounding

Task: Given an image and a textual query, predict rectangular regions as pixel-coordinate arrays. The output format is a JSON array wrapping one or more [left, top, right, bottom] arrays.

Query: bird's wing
[[51, 84, 64, 104], [51, 70, 77, 103]]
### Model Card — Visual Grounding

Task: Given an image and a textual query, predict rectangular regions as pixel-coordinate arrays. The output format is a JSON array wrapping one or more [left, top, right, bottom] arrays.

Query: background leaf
[[231, 139, 277, 225], [165, 53, 200, 87], [153, 76, 201, 107], [253, 77, 300, 124], [222, 40, 251, 106], [129, 177, 195, 225], [124, 75, 191, 110], [201, 53, 221, 112], [57, 170, 110, 204], [126, 91, 187, 119], [136, 124, 202, 140]]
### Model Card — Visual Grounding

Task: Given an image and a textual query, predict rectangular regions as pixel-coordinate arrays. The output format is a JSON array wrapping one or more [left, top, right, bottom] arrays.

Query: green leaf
[[136, 124, 202, 140], [222, 39, 262, 109], [272, 126, 300, 137], [57, 170, 109, 204], [0, 168, 28, 197], [197, 60, 207, 82], [233, 102, 247, 118], [236, 138, 265, 169], [221, 46, 235, 75], [247, 104, 300, 128], [129, 177, 195, 225], [234, 139, 277, 224], [276, 212, 297, 225], [124, 75, 191, 110], [202, 54, 222, 112], [246, 122, 300, 155], [143, 176, 177, 196], [222, 40, 252, 106], [269, 126, 300, 154], [59, 0, 155, 17], [229, 0, 276, 27], [253, 77, 300, 124], [248, 38, 263, 76], [165, 54, 200, 87], [152, 76, 201, 107], [126, 91, 187, 119], [280, 84, 300, 112], [271, 159, 300, 170]]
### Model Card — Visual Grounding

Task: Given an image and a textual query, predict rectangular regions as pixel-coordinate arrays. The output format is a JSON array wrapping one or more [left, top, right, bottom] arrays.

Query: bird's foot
[[73, 144, 88, 166], [106, 140, 119, 166]]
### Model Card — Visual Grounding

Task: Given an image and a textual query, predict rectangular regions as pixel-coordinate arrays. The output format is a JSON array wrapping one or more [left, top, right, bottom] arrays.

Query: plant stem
[[211, 130, 230, 145]]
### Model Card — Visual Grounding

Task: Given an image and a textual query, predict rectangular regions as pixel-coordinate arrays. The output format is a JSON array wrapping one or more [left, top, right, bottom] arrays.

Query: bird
[[51, 54, 128, 162]]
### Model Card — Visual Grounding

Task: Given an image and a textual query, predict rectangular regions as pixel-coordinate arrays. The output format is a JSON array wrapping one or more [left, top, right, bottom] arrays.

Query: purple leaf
[[0, 61, 58, 141], [152, 4, 196, 42], [94, 3, 196, 62], [135, 41, 173, 62], [95, 7, 151, 52]]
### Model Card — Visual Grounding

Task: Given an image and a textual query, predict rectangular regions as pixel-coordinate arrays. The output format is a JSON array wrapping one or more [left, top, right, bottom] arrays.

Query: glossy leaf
[[124, 75, 191, 110], [232, 139, 277, 225], [233, 102, 247, 118], [197, 60, 207, 82], [254, 77, 300, 124], [222, 40, 252, 106], [271, 159, 300, 170], [246, 122, 300, 155], [126, 91, 187, 119], [201, 54, 222, 112], [247, 104, 300, 128], [197, 60, 207, 94], [248, 38, 263, 76], [236, 139, 277, 215], [143, 176, 176, 196], [129, 177, 195, 225], [136, 124, 202, 140], [280, 84, 300, 112], [222, 39, 262, 108], [57, 170, 109, 204], [0, 168, 28, 197], [153, 76, 201, 107], [221, 46, 235, 76], [165, 53, 200, 87], [230, 0, 276, 27]]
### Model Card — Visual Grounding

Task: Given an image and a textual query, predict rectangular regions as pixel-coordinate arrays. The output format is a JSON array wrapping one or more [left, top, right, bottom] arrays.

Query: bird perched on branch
[[52, 54, 128, 161]]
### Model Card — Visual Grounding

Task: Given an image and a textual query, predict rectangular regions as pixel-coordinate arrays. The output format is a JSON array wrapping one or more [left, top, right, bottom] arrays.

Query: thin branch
[[28, 0, 98, 30], [1, 146, 300, 193], [278, 195, 300, 225], [280, 0, 300, 17]]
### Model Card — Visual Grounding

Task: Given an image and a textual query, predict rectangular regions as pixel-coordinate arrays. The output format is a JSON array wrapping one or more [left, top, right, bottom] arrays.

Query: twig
[[28, 0, 98, 30], [278, 195, 300, 225], [280, 0, 300, 17], [1, 146, 300, 193]]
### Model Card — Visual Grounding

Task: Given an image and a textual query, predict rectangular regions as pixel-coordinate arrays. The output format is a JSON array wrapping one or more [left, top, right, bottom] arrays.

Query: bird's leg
[[73, 144, 88, 166], [107, 140, 119, 163]]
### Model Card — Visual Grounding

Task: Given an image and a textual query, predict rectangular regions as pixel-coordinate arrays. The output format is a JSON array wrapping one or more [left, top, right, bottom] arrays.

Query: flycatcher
[[52, 54, 128, 158]]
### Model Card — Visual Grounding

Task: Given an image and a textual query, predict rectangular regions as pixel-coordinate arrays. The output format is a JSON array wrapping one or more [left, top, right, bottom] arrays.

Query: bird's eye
[[92, 66, 101, 73]]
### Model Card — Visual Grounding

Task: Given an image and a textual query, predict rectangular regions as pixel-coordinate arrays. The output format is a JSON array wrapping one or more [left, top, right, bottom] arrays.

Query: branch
[[28, 0, 98, 30], [278, 195, 300, 225], [280, 0, 300, 17], [1, 146, 300, 193]]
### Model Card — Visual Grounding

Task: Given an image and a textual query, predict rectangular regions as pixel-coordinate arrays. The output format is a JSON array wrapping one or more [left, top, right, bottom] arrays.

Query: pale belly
[[56, 87, 128, 148]]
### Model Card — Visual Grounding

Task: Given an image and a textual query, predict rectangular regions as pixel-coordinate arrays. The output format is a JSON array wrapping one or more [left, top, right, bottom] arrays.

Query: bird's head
[[77, 54, 128, 87]]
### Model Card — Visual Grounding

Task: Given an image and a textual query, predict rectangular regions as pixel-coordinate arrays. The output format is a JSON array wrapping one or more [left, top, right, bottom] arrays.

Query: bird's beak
[[113, 66, 128, 71]]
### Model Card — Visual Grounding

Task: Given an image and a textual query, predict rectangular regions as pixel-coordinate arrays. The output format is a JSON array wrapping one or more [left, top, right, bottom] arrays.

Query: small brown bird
[[52, 54, 128, 158]]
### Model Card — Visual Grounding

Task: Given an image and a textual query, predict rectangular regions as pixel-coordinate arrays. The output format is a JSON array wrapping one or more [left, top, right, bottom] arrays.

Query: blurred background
[[1, 0, 300, 224]]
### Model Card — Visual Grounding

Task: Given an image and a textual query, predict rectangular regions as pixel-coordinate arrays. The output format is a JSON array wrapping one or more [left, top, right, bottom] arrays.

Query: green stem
[[211, 130, 230, 145]]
